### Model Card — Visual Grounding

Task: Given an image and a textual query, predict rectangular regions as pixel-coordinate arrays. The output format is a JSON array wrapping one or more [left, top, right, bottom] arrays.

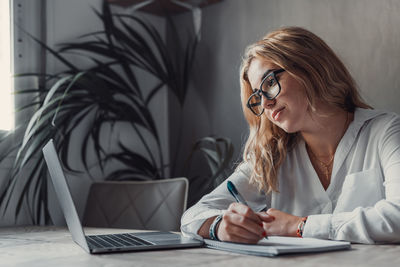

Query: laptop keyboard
[[86, 233, 154, 249]]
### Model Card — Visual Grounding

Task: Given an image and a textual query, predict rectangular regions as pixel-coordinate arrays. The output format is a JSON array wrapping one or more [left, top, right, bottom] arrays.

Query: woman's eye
[[267, 78, 276, 87]]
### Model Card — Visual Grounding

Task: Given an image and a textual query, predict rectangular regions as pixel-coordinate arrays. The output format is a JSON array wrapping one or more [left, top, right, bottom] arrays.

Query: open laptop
[[43, 139, 203, 254]]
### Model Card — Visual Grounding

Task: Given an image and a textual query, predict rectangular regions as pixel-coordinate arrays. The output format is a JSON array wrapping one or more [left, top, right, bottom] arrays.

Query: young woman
[[181, 26, 400, 244]]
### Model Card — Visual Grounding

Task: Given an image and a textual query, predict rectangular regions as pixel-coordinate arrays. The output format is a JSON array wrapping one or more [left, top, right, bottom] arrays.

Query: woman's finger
[[228, 203, 263, 224], [218, 219, 264, 243], [222, 211, 265, 237], [257, 211, 275, 223]]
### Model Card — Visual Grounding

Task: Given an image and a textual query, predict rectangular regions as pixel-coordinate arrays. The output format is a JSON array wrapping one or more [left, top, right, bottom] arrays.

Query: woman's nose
[[262, 96, 276, 109]]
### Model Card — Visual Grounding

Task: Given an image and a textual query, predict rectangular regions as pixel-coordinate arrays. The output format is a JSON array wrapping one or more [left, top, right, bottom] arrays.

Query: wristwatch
[[209, 215, 223, 241]]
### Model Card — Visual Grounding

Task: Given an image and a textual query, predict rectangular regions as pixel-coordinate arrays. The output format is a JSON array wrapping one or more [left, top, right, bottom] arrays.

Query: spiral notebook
[[204, 236, 351, 257]]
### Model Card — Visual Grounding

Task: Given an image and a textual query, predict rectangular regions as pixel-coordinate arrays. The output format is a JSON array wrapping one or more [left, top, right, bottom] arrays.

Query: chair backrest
[[82, 178, 188, 231]]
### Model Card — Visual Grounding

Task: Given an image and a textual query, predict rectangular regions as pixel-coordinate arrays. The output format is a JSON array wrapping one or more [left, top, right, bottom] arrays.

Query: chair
[[82, 178, 188, 231]]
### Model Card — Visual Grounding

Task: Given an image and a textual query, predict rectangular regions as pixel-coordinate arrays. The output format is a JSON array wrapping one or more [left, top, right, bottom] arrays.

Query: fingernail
[[262, 231, 267, 237]]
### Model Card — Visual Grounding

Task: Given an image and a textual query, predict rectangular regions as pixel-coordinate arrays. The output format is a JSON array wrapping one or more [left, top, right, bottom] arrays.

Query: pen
[[227, 180, 249, 206], [227, 181, 268, 239]]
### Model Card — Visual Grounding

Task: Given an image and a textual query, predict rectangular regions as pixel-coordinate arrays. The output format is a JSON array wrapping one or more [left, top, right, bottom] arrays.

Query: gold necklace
[[307, 112, 350, 183], [308, 148, 334, 182]]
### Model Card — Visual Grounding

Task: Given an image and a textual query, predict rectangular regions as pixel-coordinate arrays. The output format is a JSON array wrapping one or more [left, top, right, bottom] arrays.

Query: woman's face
[[247, 57, 310, 133]]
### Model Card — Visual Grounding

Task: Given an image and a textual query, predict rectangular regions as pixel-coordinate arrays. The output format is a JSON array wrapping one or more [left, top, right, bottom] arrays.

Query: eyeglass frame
[[246, 68, 286, 116]]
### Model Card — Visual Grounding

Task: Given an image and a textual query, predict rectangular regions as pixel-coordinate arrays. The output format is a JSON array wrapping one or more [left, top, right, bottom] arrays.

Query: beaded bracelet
[[296, 216, 308, 238], [209, 215, 223, 241]]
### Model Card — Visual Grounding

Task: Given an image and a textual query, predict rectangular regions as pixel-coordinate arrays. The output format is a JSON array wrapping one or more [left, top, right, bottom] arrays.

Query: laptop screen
[[43, 139, 90, 252]]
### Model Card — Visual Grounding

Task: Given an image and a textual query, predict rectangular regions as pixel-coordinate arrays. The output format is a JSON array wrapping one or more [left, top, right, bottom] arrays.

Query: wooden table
[[0, 226, 399, 267]]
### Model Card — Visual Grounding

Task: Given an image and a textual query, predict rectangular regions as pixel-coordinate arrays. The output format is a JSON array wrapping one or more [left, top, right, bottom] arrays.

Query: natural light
[[0, 0, 14, 131]]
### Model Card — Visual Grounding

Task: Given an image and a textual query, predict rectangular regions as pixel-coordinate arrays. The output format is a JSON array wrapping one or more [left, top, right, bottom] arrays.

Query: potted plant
[[0, 0, 232, 224]]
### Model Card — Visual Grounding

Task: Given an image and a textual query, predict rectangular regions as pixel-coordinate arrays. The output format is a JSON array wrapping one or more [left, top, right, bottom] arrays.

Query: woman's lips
[[272, 107, 285, 121]]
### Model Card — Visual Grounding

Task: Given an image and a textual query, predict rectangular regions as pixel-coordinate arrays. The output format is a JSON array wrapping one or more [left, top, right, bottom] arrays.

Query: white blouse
[[181, 108, 400, 244]]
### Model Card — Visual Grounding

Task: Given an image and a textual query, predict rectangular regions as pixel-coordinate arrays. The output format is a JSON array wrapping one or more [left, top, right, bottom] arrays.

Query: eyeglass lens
[[261, 75, 280, 99], [248, 93, 263, 116]]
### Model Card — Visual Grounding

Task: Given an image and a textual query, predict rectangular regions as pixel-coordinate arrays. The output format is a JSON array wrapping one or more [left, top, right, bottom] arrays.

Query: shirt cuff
[[302, 214, 332, 239], [180, 209, 225, 240], [180, 219, 206, 240]]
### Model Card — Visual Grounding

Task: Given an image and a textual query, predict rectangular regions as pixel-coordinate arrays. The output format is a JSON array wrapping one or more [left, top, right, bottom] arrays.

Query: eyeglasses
[[246, 68, 285, 116]]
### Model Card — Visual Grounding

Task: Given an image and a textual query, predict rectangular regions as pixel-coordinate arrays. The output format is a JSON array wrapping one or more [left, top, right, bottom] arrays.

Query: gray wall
[[177, 0, 400, 176]]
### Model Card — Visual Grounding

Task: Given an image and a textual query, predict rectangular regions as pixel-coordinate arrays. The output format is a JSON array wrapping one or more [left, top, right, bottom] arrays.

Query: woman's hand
[[258, 208, 302, 237], [216, 203, 274, 244]]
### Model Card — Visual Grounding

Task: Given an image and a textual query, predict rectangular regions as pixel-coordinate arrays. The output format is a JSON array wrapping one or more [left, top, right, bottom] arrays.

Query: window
[[0, 0, 13, 131]]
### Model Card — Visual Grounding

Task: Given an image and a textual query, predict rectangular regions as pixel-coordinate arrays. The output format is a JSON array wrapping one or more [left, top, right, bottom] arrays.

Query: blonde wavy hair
[[239, 26, 371, 193]]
